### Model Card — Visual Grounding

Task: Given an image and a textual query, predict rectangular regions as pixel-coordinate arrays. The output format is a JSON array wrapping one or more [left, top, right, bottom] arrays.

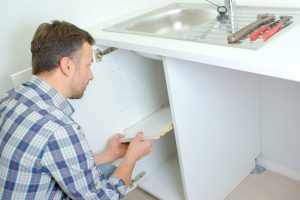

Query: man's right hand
[[125, 132, 153, 162], [112, 132, 153, 186]]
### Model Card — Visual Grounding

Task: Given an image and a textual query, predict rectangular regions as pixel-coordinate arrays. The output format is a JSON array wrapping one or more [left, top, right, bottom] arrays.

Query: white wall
[[0, 0, 162, 95]]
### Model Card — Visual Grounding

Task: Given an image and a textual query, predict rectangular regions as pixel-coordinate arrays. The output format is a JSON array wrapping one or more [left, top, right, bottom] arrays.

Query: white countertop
[[88, 0, 300, 82]]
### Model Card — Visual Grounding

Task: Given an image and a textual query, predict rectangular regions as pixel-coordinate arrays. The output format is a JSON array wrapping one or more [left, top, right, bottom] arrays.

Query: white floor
[[225, 170, 300, 200], [124, 170, 300, 200], [125, 187, 157, 200]]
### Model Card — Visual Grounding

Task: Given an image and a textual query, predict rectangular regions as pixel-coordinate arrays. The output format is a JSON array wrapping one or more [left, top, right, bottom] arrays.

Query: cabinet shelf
[[121, 107, 173, 142], [138, 155, 185, 200]]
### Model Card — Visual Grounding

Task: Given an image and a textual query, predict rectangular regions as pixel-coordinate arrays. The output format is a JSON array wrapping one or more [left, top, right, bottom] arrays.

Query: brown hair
[[31, 20, 95, 75]]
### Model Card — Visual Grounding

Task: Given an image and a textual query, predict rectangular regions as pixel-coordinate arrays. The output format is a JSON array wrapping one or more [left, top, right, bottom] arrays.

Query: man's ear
[[58, 57, 73, 77]]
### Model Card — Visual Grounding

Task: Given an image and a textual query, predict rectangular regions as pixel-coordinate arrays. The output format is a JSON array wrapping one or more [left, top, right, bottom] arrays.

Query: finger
[[122, 142, 129, 146], [137, 131, 144, 137], [133, 131, 144, 141], [138, 132, 145, 141], [146, 140, 154, 149], [114, 134, 125, 141], [147, 140, 153, 146], [116, 134, 125, 139], [121, 143, 129, 148], [116, 133, 125, 137]]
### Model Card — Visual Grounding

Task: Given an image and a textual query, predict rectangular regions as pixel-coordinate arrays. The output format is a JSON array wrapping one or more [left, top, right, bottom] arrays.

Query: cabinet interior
[[72, 49, 184, 199]]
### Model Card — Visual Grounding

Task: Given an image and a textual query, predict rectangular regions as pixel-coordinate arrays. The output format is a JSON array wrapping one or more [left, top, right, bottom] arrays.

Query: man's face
[[69, 42, 94, 99]]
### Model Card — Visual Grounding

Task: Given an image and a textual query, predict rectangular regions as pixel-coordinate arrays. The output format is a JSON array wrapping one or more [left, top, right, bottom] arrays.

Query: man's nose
[[89, 71, 94, 80]]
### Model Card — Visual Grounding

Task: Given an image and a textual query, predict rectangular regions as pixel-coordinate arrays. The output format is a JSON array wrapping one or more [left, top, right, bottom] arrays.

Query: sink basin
[[104, 3, 300, 50], [120, 5, 218, 34], [105, 3, 218, 35]]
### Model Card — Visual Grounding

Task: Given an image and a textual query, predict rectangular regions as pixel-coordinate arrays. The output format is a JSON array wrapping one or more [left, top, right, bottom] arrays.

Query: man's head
[[31, 20, 95, 99]]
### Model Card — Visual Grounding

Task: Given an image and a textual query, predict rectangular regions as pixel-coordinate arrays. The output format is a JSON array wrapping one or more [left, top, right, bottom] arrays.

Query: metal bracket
[[128, 171, 146, 188], [94, 47, 118, 62], [251, 158, 266, 175]]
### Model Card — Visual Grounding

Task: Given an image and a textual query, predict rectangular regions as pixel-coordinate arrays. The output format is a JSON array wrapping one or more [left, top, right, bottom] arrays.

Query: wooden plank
[[121, 107, 173, 143]]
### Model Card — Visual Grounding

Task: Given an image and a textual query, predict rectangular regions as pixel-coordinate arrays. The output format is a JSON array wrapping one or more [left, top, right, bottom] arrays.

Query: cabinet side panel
[[164, 58, 260, 200]]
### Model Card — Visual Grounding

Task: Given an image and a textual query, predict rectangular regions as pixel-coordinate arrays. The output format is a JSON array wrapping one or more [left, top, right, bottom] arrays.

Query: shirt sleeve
[[41, 124, 127, 200]]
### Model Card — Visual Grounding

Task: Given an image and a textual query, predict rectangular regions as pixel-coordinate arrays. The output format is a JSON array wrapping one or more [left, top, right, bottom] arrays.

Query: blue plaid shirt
[[0, 75, 126, 199]]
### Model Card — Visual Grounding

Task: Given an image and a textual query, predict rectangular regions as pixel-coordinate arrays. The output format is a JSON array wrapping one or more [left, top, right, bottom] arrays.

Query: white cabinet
[[164, 58, 260, 199], [73, 47, 262, 199]]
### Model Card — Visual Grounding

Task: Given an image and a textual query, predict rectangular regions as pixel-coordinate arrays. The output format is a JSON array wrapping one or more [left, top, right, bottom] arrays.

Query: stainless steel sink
[[119, 5, 218, 34], [104, 3, 300, 50], [106, 3, 218, 35]]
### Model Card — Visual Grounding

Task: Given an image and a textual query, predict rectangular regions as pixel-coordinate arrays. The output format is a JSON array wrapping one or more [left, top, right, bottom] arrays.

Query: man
[[0, 20, 153, 199]]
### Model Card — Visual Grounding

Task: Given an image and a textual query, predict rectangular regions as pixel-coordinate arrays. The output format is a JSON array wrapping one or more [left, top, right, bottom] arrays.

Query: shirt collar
[[25, 75, 75, 116]]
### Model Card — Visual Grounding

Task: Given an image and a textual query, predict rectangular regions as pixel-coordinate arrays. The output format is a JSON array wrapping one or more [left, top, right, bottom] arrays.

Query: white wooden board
[[121, 107, 173, 142], [10, 67, 32, 87]]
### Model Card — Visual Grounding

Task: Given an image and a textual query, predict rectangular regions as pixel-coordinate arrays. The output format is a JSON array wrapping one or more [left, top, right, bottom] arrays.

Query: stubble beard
[[69, 84, 85, 99]]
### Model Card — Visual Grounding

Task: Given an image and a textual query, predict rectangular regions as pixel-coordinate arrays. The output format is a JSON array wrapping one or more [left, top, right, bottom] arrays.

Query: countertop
[[88, 0, 300, 82]]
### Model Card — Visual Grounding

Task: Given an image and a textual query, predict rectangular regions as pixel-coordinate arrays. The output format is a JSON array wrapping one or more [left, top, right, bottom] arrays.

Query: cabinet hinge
[[94, 47, 118, 62], [128, 171, 146, 188]]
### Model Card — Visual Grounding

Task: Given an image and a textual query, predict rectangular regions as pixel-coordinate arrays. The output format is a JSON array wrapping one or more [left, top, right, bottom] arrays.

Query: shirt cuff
[[109, 175, 127, 195]]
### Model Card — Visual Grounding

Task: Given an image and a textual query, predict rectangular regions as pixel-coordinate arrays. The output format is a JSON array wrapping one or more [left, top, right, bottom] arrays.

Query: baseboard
[[257, 158, 300, 182]]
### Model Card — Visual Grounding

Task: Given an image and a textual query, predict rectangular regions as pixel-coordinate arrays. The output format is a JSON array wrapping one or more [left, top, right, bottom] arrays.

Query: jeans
[[97, 163, 117, 178]]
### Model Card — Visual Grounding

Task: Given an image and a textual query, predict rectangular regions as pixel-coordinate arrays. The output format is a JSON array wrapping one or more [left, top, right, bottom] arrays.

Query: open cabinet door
[[10, 67, 32, 87]]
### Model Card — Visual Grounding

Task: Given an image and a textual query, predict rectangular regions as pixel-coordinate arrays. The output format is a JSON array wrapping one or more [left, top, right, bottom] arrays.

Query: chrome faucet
[[225, 0, 236, 17], [206, 0, 236, 17], [206, 0, 237, 33]]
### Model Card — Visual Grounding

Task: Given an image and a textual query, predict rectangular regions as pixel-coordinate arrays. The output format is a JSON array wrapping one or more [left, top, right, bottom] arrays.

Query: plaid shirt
[[0, 75, 126, 199]]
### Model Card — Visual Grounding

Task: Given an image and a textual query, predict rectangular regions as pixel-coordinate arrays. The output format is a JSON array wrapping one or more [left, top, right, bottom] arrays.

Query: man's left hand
[[105, 133, 129, 161]]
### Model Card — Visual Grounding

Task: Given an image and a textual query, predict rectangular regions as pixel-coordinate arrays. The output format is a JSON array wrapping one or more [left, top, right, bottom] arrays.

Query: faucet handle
[[206, 0, 237, 17], [217, 6, 228, 15]]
